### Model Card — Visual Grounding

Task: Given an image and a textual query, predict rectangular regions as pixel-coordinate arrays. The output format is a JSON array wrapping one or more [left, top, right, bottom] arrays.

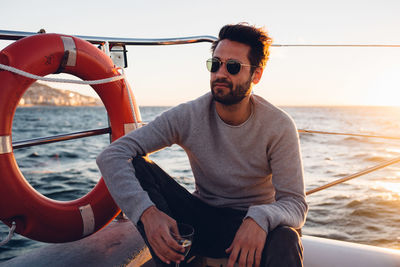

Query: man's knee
[[132, 155, 165, 186], [265, 226, 303, 257], [269, 226, 301, 246], [262, 226, 303, 267], [132, 155, 151, 169]]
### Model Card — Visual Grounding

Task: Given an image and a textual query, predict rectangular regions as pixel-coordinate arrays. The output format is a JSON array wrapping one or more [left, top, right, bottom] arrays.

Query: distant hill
[[18, 82, 102, 106]]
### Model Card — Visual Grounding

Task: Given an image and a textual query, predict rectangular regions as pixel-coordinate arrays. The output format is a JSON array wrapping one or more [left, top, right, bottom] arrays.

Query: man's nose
[[214, 63, 229, 77]]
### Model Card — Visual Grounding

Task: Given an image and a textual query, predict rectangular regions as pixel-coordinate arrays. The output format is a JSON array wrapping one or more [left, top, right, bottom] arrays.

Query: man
[[97, 23, 308, 267]]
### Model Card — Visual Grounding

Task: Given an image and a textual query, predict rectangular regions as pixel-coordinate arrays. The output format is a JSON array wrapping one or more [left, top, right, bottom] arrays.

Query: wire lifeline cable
[[271, 44, 400, 47], [302, 130, 400, 194], [298, 129, 400, 140], [306, 155, 400, 195]]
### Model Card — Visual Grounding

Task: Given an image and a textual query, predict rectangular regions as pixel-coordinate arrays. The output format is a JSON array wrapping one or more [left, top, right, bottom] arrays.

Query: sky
[[1, 0, 400, 107]]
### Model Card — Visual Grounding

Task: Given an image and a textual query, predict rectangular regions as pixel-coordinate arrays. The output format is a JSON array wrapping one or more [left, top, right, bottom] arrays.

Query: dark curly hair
[[211, 23, 272, 70]]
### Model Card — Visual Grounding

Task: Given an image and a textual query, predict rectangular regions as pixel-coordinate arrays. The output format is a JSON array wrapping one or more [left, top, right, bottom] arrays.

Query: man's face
[[210, 39, 254, 105]]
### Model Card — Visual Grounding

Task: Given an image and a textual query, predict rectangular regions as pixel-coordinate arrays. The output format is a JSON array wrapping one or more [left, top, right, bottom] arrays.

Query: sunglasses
[[206, 58, 257, 75]]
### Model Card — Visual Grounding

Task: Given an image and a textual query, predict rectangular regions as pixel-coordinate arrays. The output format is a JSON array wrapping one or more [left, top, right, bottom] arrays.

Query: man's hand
[[225, 218, 267, 267], [140, 206, 185, 264]]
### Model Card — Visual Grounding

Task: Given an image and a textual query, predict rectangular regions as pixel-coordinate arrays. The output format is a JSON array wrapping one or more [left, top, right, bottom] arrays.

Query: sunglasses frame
[[206, 58, 258, 75]]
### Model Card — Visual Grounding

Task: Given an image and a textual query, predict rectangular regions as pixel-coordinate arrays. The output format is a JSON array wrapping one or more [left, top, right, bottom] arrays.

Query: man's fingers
[[227, 246, 240, 267], [170, 222, 180, 238], [149, 237, 172, 264], [254, 247, 263, 267], [140, 208, 188, 264], [238, 248, 248, 267], [144, 223, 183, 262], [167, 222, 185, 253], [246, 249, 255, 267], [152, 247, 170, 265], [225, 218, 267, 267], [154, 235, 184, 263], [163, 231, 185, 253]]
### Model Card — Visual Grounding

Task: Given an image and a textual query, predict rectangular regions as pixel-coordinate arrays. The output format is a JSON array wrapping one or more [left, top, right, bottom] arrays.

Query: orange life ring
[[0, 34, 141, 243]]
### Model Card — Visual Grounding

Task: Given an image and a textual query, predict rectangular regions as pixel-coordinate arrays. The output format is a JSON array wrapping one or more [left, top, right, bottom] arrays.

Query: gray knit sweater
[[96, 92, 308, 233]]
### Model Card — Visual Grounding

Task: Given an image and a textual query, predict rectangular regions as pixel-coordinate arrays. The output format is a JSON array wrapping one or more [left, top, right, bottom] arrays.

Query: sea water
[[1, 105, 400, 262]]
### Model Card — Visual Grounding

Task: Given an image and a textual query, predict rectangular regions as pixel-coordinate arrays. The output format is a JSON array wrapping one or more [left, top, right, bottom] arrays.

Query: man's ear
[[252, 67, 264, 84]]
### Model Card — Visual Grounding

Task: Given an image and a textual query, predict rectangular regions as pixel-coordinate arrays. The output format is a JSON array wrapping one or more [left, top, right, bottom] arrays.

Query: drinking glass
[[171, 223, 194, 267]]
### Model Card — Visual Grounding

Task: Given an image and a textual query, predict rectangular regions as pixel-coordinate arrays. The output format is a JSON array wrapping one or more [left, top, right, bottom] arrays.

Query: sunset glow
[[366, 68, 400, 107], [375, 181, 400, 200]]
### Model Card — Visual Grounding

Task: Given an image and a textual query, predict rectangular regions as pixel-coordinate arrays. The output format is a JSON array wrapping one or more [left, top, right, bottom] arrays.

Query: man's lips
[[212, 82, 231, 89], [214, 84, 229, 88]]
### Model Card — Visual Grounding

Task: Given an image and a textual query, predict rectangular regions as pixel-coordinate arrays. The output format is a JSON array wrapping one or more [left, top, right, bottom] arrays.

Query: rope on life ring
[[0, 221, 16, 246], [0, 33, 141, 243]]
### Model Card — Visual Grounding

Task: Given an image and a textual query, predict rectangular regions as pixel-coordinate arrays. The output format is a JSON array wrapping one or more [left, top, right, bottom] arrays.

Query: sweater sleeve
[[96, 107, 183, 225], [245, 115, 308, 233]]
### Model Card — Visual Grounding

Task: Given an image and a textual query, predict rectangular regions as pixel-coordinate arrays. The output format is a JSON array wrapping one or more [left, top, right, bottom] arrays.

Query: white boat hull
[[302, 235, 400, 267]]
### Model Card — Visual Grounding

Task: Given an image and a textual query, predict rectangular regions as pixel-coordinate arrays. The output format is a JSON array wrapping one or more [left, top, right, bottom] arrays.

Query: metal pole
[[306, 156, 400, 195], [12, 127, 111, 149], [0, 30, 217, 45]]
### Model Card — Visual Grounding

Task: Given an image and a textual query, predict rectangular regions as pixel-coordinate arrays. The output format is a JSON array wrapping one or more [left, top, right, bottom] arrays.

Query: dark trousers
[[133, 156, 303, 267]]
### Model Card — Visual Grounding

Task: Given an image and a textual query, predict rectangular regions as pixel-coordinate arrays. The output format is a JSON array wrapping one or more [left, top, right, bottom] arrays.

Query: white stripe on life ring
[[60, 36, 77, 67], [124, 123, 137, 134], [0, 136, 12, 154], [79, 204, 95, 237]]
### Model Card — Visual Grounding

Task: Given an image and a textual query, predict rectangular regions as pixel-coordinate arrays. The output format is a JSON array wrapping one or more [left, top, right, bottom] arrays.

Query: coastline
[[17, 103, 103, 107], [19, 82, 102, 107]]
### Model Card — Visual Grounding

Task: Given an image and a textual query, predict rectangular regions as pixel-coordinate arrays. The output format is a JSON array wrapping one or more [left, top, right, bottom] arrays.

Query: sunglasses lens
[[226, 60, 241, 75], [206, 58, 221, 73], [206, 58, 242, 75]]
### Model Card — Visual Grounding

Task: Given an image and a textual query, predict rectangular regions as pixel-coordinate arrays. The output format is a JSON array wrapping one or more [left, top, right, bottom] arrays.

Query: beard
[[211, 77, 252, 105]]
